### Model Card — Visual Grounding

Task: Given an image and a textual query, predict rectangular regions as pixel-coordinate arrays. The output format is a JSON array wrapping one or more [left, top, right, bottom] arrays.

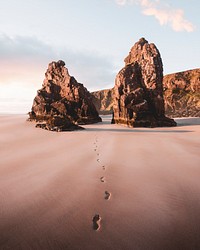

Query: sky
[[0, 0, 199, 113]]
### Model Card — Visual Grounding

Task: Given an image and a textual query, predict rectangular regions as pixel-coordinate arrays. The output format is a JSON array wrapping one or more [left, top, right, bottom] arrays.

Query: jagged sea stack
[[112, 38, 176, 127], [29, 60, 101, 131]]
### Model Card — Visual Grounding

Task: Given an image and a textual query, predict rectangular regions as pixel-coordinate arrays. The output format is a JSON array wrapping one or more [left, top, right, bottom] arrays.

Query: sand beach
[[0, 115, 200, 250]]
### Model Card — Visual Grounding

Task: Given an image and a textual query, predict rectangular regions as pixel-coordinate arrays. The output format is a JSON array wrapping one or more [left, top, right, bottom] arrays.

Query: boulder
[[35, 116, 84, 132], [111, 38, 176, 127]]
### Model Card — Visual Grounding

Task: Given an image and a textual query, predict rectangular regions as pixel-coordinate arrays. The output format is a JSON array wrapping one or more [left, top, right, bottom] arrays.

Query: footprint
[[102, 166, 106, 170], [100, 176, 105, 183], [105, 191, 111, 200], [94, 149, 97, 151], [97, 159, 100, 162], [97, 153, 99, 156], [92, 214, 101, 231]]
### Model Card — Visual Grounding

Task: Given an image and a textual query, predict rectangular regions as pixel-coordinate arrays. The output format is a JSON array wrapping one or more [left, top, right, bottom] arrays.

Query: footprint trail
[[92, 214, 101, 231], [104, 191, 111, 200], [100, 176, 105, 183], [92, 134, 112, 231]]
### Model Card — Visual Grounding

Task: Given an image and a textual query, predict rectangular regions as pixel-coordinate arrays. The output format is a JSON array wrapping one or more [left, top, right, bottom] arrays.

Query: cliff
[[91, 68, 200, 118], [91, 88, 114, 115], [164, 69, 200, 117]]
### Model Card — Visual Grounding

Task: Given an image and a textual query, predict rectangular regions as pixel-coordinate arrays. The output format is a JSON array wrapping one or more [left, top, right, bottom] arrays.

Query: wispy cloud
[[0, 34, 116, 113], [115, 0, 195, 32], [116, 0, 127, 5], [0, 34, 116, 90]]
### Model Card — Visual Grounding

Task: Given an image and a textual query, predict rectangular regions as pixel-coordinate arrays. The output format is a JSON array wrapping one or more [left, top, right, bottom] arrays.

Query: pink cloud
[[115, 0, 195, 32]]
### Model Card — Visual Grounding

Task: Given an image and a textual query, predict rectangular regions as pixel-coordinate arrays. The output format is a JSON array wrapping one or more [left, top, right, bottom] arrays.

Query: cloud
[[0, 34, 55, 86], [115, 0, 127, 5], [0, 34, 116, 90], [0, 34, 54, 60], [0, 34, 116, 113], [115, 0, 195, 32]]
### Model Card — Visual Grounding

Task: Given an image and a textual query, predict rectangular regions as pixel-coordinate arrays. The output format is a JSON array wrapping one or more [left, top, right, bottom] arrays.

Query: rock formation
[[111, 38, 176, 127], [29, 60, 101, 131], [91, 68, 200, 118]]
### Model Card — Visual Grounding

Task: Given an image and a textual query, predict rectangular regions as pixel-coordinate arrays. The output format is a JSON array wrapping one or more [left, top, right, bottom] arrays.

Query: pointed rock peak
[[56, 60, 65, 67], [124, 38, 160, 66], [46, 60, 69, 80], [49, 60, 65, 68], [138, 37, 148, 46], [52, 60, 65, 67], [47, 60, 66, 71]]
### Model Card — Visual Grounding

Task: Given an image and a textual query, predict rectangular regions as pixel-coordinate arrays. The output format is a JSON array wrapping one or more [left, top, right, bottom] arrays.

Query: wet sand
[[0, 115, 200, 250]]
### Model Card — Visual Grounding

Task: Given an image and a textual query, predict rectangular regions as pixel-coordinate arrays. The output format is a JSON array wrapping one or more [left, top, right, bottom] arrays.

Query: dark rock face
[[29, 60, 101, 130], [164, 69, 200, 117], [112, 38, 176, 127]]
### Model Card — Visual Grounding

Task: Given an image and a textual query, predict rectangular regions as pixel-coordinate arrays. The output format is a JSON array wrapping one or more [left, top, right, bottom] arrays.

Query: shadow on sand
[[81, 115, 195, 133], [83, 127, 192, 133], [175, 117, 200, 127]]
